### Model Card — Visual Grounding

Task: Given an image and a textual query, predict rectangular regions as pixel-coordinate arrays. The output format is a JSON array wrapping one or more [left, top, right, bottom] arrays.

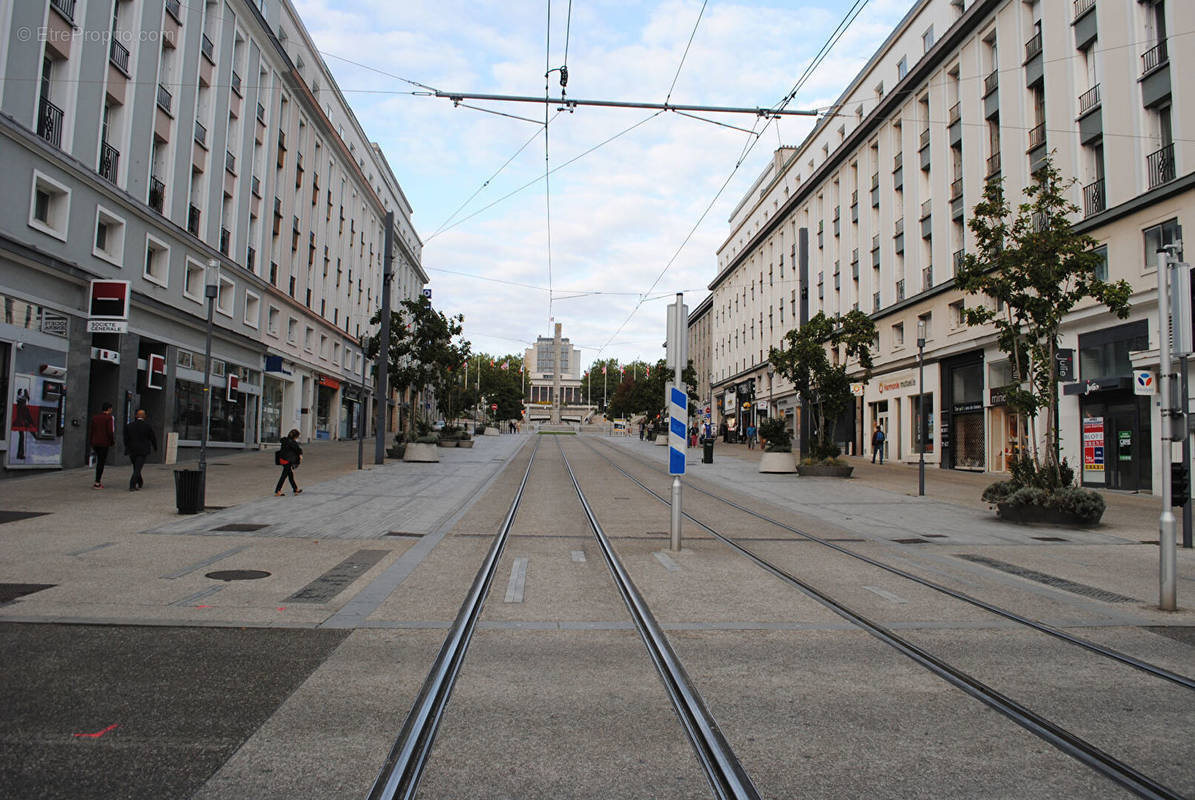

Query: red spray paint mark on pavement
[[276, 607, 286, 611], [73, 723, 118, 739], [195, 605, 210, 608]]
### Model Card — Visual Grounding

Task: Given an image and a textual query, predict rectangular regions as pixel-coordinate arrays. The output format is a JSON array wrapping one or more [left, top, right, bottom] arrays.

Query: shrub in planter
[[987, 456, 1104, 525], [1051, 486, 1105, 524], [758, 418, 791, 453]]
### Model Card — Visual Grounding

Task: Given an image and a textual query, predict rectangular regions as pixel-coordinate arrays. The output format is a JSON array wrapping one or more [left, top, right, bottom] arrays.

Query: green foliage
[[604, 360, 700, 420], [982, 455, 1102, 523], [758, 417, 791, 452], [955, 154, 1131, 477], [769, 309, 876, 456]]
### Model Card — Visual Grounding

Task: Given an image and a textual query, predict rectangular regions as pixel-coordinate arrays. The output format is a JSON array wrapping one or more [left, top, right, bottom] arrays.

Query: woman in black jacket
[[274, 429, 304, 496]]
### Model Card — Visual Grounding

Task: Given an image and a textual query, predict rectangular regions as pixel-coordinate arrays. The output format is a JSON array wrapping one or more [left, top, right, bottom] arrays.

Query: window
[[1092, 245, 1109, 282], [949, 300, 965, 329], [93, 206, 126, 265], [287, 317, 297, 343], [244, 291, 260, 328], [893, 322, 905, 347], [918, 311, 933, 340], [319, 334, 328, 360], [144, 235, 170, 286], [897, 56, 908, 80], [1143, 218, 1182, 270], [29, 171, 70, 240], [183, 259, 204, 301], [216, 276, 235, 317], [267, 305, 280, 336], [304, 326, 314, 352], [922, 25, 935, 53]]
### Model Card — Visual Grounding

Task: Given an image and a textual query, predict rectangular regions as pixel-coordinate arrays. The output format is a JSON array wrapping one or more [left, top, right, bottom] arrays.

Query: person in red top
[[89, 402, 116, 488]]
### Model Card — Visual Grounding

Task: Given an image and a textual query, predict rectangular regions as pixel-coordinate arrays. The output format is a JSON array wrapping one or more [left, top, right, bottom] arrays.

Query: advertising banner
[[1082, 416, 1104, 482]]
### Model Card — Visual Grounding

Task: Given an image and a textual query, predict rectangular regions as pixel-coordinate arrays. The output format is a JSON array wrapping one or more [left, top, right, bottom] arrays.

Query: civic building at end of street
[[0, 0, 427, 476], [696, 0, 1187, 495]]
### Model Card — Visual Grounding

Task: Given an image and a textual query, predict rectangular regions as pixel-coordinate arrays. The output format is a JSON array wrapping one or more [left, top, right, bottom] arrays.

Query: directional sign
[[669, 385, 687, 475]]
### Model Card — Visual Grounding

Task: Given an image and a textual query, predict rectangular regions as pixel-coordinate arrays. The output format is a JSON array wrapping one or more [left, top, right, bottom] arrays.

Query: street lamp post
[[917, 319, 926, 497], [199, 258, 219, 504]]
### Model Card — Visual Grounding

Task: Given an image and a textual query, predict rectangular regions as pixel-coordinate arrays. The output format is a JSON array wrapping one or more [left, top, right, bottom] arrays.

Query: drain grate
[[956, 555, 1136, 602], [386, 531, 424, 538], [892, 538, 930, 544], [205, 570, 271, 581], [0, 511, 50, 524], [0, 583, 54, 604], [212, 523, 270, 532], [1032, 536, 1069, 542], [285, 550, 388, 603]]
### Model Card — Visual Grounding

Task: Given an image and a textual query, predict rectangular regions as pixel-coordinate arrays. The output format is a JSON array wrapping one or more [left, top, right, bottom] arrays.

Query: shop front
[[171, 350, 258, 449], [1065, 320, 1152, 491], [340, 383, 368, 439], [2, 296, 70, 471], [866, 365, 939, 464], [315, 375, 340, 439], [940, 351, 985, 471]]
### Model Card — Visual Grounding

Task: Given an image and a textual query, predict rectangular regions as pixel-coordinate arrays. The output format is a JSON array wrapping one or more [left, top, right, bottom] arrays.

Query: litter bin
[[702, 438, 714, 464], [174, 468, 205, 514]]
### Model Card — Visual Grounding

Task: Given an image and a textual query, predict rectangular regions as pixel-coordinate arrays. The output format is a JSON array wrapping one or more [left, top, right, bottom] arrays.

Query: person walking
[[274, 429, 303, 496], [871, 422, 886, 464], [746, 422, 757, 450], [639, 421, 646, 441], [123, 409, 157, 491], [89, 402, 116, 488]]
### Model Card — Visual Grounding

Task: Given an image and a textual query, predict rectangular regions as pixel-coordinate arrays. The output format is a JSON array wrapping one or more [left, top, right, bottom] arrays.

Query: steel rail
[[556, 438, 761, 800], [588, 442, 1186, 800], [431, 89, 820, 118], [366, 437, 539, 800], [592, 438, 1195, 691]]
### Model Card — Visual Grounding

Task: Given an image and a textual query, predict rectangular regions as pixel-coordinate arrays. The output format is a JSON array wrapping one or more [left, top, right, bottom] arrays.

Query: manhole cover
[[1032, 536, 1069, 542], [0, 511, 50, 524], [0, 583, 55, 603], [205, 570, 271, 581], [212, 523, 269, 532]]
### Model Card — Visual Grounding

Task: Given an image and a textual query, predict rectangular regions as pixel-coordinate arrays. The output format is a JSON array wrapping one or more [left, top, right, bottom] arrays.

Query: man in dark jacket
[[89, 402, 115, 488], [123, 409, 158, 491]]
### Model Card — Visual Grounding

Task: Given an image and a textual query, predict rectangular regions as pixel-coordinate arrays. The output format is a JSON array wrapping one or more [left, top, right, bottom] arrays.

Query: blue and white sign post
[[666, 294, 688, 551]]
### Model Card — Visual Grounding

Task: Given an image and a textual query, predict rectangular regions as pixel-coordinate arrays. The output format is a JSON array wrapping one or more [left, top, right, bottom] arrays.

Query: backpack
[[875, 429, 885, 443]]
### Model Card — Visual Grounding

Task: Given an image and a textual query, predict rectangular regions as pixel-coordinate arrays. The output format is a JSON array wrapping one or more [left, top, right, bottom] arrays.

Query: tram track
[[367, 436, 760, 800], [581, 436, 1190, 800]]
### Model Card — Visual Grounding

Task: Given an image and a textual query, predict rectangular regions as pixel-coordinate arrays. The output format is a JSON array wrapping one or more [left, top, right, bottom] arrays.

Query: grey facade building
[[0, 0, 426, 475]]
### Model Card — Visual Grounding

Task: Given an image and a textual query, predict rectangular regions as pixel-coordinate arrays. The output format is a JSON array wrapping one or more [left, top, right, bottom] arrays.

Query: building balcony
[[257, 102, 266, 123], [1142, 40, 1167, 77], [983, 69, 998, 97], [148, 176, 165, 213], [894, 217, 904, 236], [1025, 30, 1042, 62], [50, 0, 75, 22], [187, 204, 201, 236], [896, 280, 905, 302], [251, 175, 261, 197], [231, 71, 242, 96], [986, 151, 1001, 177], [98, 142, 119, 183], [921, 199, 932, 219], [109, 39, 130, 75], [950, 177, 963, 200], [1082, 178, 1106, 217], [201, 34, 215, 63], [948, 102, 961, 125], [194, 120, 207, 147], [922, 266, 933, 291], [165, 0, 181, 23], [919, 128, 930, 150], [37, 97, 64, 148], [1147, 143, 1175, 189], [893, 151, 903, 170], [156, 83, 173, 114], [225, 150, 236, 174], [1074, 0, 1095, 18], [953, 249, 965, 276], [1027, 122, 1046, 151], [1078, 84, 1101, 116]]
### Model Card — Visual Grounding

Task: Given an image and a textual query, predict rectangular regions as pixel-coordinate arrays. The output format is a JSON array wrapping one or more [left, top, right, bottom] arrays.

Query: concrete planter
[[796, 464, 854, 478], [386, 444, 406, 460], [458, 439, 475, 448], [437, 438, 458, 447], [484, 428, 500, 436], [758, 451, 797, 473], [402, 442, 440, 463], [996, 502, 1102, 526]]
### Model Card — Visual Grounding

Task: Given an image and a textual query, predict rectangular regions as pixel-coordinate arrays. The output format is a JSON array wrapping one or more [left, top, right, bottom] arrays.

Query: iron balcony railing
[[99, 142, 119, 183], [1074, 0, 1095, 19], [1078, 84, 1101, 115], [895, 217, 904, 236], [987, 151, 1002, 177], [251, 175, 261, 197], [948, 102, 961, 125], [950, 178, 963, 200], [873, 291, 881, 311], [983, 69, 998, 96], [50, 0, 75, 21], [37, 97, 64, 148], [194, 120, 207, 146], [231, 71, 242, 96], [919, 128, 930, 149], [922, 266, 933, 291], [896, 279, 905, 301], [246, 246, 256, 273], [870, 173, 879, 189], [257, 102, 266, 123], [187, 204, 201, 236], [850, 189, 858, 206], [109, 39, 130, 74], [1147, 143, 1175, 189], [921, 199, 932, 219], [148, 177, 165, 212], [1142, 40, 1168, 76], [872, 234, 880, 250], [953, 249, 965, 275], [201, 34, 215, 63], [894, 151, 903, 170], [225, 151, 236, 174], [157, 83, 173, 113], [165, 0, 182, 23], [1025, 30, 1043, 61], [1027, 122, 1046, 151], [1083, 178, 1106, 217]]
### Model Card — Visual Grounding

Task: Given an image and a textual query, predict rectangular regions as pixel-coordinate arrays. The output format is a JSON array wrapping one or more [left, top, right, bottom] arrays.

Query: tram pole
[[1157, 247, 1176, 611]]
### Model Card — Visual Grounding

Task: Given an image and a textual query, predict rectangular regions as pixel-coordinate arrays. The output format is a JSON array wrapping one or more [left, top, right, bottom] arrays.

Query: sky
[[293, 0, 913, 368]]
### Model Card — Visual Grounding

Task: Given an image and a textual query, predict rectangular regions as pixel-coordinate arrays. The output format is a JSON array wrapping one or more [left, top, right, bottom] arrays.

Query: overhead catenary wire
[[543, 0, 556, 321]]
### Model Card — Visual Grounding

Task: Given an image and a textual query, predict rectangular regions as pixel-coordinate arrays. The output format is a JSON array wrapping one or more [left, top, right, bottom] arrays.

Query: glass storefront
[[174, 379, 246, 443], [315, 380, 337, 439], [262, 377, 283, 444]]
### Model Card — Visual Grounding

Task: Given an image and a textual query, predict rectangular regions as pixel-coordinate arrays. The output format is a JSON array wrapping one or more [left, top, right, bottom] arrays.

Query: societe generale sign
[[87, 279, 130, 333]]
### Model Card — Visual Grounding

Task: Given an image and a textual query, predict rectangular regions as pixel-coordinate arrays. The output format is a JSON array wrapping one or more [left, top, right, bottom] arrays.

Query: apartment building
[[0, 0, 426, 475], [709, 0, 1188, 494], [687, 293, 714, 418]]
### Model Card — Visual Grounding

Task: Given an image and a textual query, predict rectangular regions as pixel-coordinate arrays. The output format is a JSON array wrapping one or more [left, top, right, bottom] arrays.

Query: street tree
[[769, 309, 876, 460], [955, 155, 1131, 485]]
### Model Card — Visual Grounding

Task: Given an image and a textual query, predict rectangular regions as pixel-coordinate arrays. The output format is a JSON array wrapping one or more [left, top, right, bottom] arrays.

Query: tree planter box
[[386, 444, 406, 460], [458, 439, 474, 448], [655, 436, 668, 446], [996, 502, 1102, 526], [796, 464, 854, 478], [759, 451, 797, 473], [484, 428, 500, 436], [437, 439, 458, 447], [402, 442, 440, 462]]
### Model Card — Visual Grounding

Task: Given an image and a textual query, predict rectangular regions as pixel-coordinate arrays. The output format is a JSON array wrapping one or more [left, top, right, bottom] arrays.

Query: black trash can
[[702, 438, 714, 464], [174, 468, 205, 514]]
